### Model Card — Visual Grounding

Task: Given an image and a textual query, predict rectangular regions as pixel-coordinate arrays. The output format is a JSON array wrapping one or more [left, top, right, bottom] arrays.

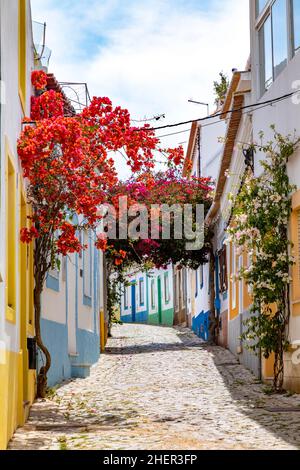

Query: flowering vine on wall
[[228, 128, 299, 391]]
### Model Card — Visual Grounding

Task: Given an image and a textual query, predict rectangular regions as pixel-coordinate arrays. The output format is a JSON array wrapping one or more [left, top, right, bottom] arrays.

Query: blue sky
[[31, 0, 250, 175]]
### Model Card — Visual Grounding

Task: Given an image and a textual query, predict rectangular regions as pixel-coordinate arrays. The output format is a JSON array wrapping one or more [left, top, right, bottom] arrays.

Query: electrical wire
[[155, 90, 299, 139], [137, 90, 299, 132]]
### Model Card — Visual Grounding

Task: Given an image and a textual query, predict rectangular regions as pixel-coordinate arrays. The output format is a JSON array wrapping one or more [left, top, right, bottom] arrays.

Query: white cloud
[[31, 0, 250, 178]]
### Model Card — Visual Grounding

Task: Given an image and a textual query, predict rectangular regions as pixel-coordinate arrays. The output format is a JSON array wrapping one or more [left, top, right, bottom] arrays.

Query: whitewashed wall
[[0, 0, 34, 355]]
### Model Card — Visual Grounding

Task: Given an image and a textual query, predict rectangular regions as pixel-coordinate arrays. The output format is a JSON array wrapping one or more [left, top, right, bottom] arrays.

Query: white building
[[250, 0, 300, 390], [0, 0, 36, 449]]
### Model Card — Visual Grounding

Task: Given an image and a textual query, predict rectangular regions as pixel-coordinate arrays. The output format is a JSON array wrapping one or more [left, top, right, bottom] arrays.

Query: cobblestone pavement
[[9, 324, 300, 450]]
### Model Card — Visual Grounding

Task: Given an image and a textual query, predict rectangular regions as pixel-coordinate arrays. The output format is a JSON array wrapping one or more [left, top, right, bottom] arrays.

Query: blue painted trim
[[46, 273, 60, 292], [192, 310, 210, 341], [83, 294, 92, 307]]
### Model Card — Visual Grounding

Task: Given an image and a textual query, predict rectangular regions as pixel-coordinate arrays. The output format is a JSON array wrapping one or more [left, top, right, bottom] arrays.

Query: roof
[[206, 92, 245, 224], [182, 121, 198, 177], [46, 73, 76, 117], [220, 71, 241, 120]]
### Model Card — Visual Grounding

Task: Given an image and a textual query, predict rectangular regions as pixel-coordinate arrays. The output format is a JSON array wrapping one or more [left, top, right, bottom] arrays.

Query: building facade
[[0, 0, 36, 450], [40, 236, 104, 387], [120, 266, 174, 326], [250, 0, 300, 390]]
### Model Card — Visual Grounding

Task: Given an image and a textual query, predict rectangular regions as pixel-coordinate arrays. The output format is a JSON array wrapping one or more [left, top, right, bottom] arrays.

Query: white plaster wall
[[42, 269, 67, 325], [0, 0, 34, 354], [77, 249, 94, 332], [250, 6, 300, 344], [201, 117, 226, 180]]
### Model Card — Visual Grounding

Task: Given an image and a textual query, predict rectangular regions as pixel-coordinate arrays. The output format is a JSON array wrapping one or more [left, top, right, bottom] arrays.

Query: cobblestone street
[[9, 324, 300, 450]]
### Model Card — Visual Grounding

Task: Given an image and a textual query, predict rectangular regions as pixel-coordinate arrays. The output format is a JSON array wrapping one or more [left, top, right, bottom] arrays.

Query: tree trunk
[[34, 285, 51, 398]]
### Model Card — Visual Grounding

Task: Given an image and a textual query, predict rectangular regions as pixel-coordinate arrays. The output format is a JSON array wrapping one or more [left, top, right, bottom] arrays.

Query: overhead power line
[[156, 94, 294, 139], [138, 90, 298, 133]]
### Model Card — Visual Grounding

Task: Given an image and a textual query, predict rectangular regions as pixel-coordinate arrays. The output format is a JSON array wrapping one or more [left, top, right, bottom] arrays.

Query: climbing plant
[[228, 128, 299, 392]]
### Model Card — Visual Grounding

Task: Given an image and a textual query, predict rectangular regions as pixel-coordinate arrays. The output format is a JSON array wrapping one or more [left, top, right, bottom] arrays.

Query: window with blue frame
[[139, 278, 145, 306], [83, 230, 92, 306], [164, 272, 170, 304], [124, 285, 129, 310]]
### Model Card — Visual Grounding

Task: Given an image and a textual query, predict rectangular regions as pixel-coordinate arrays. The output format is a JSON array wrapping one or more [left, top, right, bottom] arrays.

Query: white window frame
[[256, 0, 294, 96], [139, 278, 145, 306], [83, 230, 92, 299], [232, 245, 237, 310]]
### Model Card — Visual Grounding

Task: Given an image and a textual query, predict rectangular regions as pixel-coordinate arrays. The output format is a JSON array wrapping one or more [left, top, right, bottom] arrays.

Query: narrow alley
[[9, 325, 300, 451]]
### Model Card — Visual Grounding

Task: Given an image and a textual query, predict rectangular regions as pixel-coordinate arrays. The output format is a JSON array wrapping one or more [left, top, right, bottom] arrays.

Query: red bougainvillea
[[31, 90, 64, 120], [105, 169, 214, 269], [31, 70, 48, 90], [21, 70, 214, 396]]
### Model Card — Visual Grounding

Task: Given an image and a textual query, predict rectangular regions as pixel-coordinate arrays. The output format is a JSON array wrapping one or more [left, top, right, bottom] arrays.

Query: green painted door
[[157, 276, 162, 324]]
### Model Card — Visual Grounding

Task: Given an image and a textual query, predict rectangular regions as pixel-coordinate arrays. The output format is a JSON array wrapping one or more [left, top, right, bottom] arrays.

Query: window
[[139, 278, 145, 306], [260, 15, 273, 92], [151, 279, 156, 309], [83, 231, 92, 304], [195, 269, 198, 297], [258, 0, 290, 95], [175, 273, 180, 310], [200, 265, 204, 289], [124, 286, 129, 309], [164, 273, 170, 303], [292, 0, 300, 53], [272, 0, 288, 79], [219, 246, 228, 293], [6, 146, 16, 322], [257, 0, 268, 16], [18, 0, 26, 112]]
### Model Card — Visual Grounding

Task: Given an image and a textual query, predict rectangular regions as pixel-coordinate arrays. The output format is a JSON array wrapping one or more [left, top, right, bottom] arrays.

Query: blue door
[[131, 284, 136, 322]]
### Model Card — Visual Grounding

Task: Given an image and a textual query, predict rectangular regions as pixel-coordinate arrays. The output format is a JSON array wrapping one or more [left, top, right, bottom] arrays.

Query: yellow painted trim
[[18, 0, 26, 114], [290, 190, 300, 316], [262, 353, 275, 380], [292, 301, 300, 316], [5, 139, 17, 324], [0, 350, 22, 450], [292, 190, 300, 210], [100, 310, 105, 352]]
